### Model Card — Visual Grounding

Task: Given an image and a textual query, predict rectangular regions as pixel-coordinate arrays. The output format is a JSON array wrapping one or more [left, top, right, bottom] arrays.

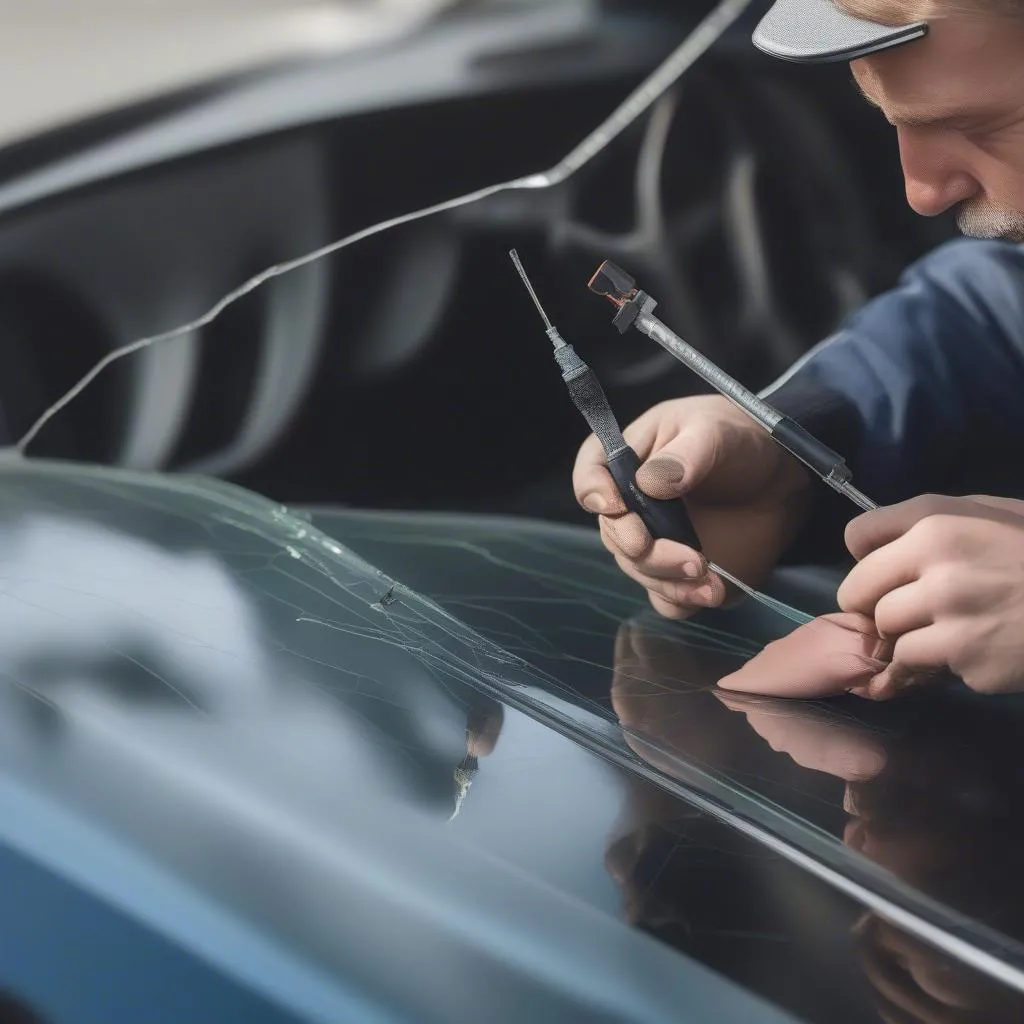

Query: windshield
[[2, 457, 1023, 1018], [0, 457, 812, 1024], [308, 505, 1024, 997]]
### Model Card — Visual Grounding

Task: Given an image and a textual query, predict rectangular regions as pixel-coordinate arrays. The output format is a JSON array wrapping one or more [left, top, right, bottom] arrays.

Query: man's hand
[[838, 494, 1024, 697], [572, 395, 813, 620], [720, 494, 1024, 699]]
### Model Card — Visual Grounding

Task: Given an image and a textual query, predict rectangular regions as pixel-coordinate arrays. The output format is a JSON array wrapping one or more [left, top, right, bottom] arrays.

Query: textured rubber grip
[[556, 348, 628, 455], [607, 446, 702, 551]]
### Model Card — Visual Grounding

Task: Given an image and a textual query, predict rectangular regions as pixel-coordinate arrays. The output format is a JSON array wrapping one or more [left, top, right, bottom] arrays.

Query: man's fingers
[[600, 514, 706, 577], [576, 412, 724, 514], [572, 432, 629, 515], [837, 531, 921, 617], [965, 493, 1024, 519], [647, 590, 698, 620], [845, 494, 966, 560], [595, 493, 723, 619], [858, 628, 948, 701], [891, 626, 950, 675], [629, 418, 721, 500], [634, 455, 689, 501], [601, 517, 714, 601], [574, 402, 682, 513], [845, 492, 1021, 560], [614, 553, 722, 611], [873, 581, 934, 639], [599, 512, 654, 560], [861, 662, 933, 702]]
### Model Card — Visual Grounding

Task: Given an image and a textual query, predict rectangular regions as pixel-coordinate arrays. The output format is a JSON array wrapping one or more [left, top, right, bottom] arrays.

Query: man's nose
[[896, 126, 980, 216]]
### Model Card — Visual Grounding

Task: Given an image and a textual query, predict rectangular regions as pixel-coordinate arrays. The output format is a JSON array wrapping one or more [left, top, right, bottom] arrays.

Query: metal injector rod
[[510, 250, 812, 626], [587, 261, 878, 514]]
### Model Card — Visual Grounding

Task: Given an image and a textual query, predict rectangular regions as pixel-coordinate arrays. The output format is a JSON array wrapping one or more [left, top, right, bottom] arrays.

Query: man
[[572, 0, 1024, 699]]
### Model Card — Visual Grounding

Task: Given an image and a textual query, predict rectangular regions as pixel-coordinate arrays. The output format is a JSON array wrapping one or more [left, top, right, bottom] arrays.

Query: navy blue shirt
[[759, 238, 1024, 562]]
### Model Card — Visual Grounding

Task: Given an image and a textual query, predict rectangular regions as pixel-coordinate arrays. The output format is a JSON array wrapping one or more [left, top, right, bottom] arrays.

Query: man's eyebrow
[[849, 71, 976, 128], [885, 106, 976, 128]]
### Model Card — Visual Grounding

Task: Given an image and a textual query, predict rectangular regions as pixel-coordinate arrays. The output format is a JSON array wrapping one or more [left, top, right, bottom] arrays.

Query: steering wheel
[[548, 61, 884, 389]]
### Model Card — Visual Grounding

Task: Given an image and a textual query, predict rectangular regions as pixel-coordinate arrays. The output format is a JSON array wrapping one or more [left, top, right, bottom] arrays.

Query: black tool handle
[[606, 446, 702, 552], [552, 344, 702, 551]]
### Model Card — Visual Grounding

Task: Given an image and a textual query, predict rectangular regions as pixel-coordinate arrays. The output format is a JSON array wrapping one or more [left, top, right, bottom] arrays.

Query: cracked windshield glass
[[3, 2, 1024, 1024]]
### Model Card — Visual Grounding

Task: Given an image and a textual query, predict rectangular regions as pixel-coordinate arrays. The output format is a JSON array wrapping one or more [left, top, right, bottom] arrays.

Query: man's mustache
[[956, 199, 1024, 241]]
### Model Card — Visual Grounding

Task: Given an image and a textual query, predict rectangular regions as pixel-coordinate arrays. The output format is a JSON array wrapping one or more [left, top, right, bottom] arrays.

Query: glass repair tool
[[587, 261, 878, 514], [509, 250, 811, 626]]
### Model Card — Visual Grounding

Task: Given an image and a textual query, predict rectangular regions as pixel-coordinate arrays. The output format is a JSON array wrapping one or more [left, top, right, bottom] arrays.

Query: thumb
[[633, 419, 720, 501]]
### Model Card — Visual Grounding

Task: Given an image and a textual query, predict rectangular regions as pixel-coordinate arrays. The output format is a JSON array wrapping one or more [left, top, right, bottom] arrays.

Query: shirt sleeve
[[759, 237, 1024, 563]]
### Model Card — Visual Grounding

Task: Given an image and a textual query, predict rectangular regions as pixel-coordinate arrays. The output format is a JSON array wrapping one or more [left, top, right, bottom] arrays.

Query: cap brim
[[753, 0, 927, 63]]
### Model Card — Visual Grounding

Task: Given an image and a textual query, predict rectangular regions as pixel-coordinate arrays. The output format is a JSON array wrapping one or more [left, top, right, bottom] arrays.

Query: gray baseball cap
[[752, 0, 928, 63]]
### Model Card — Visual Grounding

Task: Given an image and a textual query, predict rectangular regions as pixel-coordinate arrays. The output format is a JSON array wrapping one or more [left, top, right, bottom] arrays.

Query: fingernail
[[641, 455, 685, 485], [683, 560, 705, 580], [583, 493, 607, 513]]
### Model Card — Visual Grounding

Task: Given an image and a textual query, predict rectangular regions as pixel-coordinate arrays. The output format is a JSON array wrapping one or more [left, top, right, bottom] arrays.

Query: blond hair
[[835, 0, 1019, 22]]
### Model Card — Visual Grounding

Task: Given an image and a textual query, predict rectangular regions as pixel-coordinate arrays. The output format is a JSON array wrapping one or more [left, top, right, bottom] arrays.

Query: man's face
[[851, 14, 1024, 240]]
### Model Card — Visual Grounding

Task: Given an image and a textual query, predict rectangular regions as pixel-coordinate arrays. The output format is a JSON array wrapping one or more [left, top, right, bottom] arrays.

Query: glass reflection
[[853, 915, 1022, 1024], [609, 620, 1024, 1021], [604, 754, 1024, 1024], [308, 506, 1024, 994], [716, 690, 1024, 949], [0, 468, 509, 824]]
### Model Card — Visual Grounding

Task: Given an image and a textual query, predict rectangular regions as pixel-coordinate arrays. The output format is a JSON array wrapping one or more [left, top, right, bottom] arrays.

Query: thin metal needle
[[835, 480, 878, 512], [509, 250, 555, 331]]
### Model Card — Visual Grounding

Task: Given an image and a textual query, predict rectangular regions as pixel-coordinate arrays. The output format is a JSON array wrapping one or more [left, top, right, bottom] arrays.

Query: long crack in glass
[[10, 0, 752, 455]]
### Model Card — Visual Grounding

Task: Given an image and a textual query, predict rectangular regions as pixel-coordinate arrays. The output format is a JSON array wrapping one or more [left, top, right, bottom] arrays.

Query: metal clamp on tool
[[588, 260, 878, 514]]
